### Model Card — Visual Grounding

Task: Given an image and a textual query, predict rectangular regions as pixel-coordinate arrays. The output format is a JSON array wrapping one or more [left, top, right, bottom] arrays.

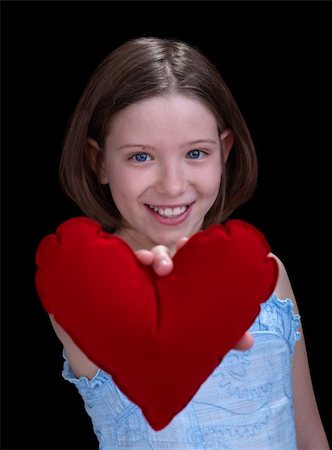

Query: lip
[[147, 203, 192, 209], [144, 202, 194, 226]]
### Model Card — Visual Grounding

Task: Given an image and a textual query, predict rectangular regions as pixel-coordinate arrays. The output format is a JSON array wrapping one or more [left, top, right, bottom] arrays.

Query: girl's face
[[94, 94, 233, 252]]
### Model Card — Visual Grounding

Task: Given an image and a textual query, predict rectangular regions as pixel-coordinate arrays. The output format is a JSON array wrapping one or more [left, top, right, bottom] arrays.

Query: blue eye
[[131, 152, 151, 162], [186, 149, 206, 159]]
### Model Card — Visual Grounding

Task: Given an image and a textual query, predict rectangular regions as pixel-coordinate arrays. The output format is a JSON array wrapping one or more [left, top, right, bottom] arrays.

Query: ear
[[220, 129, 234, 162], [87, 138, 108, 184]]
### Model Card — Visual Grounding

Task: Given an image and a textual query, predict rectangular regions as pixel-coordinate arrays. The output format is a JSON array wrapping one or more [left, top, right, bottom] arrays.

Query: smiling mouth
[[146, 204, 191, 218]]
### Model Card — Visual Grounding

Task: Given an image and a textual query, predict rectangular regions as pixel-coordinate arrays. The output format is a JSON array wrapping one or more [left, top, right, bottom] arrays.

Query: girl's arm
[[49, 314, 99, 379], [271, 254, 330, 450]]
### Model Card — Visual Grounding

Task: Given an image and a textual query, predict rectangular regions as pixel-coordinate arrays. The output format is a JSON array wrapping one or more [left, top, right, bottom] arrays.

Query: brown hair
[[59, 37, 257, 231]]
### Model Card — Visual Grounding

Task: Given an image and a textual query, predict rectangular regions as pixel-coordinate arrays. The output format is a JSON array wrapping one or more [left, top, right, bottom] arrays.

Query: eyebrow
[[116, 139, 217, 151]]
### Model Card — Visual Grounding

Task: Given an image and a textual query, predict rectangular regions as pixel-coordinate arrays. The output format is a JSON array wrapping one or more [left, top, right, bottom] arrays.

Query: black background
[[1, 1, 331, 449]]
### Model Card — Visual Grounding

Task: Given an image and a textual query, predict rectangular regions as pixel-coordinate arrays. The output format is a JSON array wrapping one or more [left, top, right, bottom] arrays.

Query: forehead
[[106, 94, 219, 144]]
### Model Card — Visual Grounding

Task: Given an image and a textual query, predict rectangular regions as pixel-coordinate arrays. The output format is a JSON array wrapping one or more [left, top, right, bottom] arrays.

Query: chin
[[151, 229, 191, 249], [154, 235, 178, 248]]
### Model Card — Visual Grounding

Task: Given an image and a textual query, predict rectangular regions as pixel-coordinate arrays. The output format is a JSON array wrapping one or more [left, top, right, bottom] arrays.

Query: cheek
[[105, 156, 128, 190], [105, 163, 127, 206], [107, 168, 145, 206], [201, 164, 222, 197]]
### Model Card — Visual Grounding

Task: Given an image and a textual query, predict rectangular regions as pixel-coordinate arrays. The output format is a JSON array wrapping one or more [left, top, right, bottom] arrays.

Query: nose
[[154, 160, 188, 197]]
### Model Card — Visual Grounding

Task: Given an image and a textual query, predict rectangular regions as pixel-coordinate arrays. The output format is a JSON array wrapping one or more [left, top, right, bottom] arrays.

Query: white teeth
[[148, 205, 187, 217]]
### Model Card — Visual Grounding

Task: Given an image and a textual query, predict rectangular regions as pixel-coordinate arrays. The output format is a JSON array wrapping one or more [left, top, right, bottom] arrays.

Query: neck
[[114, 227, 177, 256]]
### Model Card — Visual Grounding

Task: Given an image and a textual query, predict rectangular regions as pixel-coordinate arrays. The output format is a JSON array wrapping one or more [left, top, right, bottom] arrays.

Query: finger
[[151, 245, 174, 276], [135, 250, 154, 266], [175, 237, 189, 252], [233, 332, 254, 351], [153, 258, 174, 276]]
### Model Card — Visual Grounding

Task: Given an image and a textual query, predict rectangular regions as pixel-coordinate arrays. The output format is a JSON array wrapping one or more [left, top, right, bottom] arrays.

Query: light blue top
[[62, 293, 301, 449]]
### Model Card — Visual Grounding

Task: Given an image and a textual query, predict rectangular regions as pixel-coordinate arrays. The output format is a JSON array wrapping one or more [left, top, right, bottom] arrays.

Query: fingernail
[[160, 258, 170, 266]]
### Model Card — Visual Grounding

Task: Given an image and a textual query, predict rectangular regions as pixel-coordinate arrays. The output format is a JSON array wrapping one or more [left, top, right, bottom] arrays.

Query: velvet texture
[[35, 217, 278, 430]]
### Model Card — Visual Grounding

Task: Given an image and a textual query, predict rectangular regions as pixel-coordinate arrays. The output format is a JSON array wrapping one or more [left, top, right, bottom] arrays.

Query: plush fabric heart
[[35, 217, 278, 430]]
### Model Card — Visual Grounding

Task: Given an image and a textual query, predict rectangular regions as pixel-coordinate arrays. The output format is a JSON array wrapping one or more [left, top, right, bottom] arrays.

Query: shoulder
[[268, 253, 299, 314]]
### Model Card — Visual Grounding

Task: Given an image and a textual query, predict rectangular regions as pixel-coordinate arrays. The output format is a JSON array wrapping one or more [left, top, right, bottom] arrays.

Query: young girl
[[45, 37, 329, 449]]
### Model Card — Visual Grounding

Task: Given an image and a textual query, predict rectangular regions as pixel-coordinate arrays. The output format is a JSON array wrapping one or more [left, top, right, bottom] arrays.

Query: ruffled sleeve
[[251, 293, 301, 354]]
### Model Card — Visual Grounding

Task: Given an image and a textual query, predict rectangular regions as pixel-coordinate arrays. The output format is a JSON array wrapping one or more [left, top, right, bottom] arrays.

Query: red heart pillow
[[35, 217, 278, 430]]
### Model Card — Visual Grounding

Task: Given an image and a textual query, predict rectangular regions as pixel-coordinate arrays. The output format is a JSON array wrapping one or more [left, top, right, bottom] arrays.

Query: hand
[[135, 237, 189, 276], [136, 238, 254, 352]]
